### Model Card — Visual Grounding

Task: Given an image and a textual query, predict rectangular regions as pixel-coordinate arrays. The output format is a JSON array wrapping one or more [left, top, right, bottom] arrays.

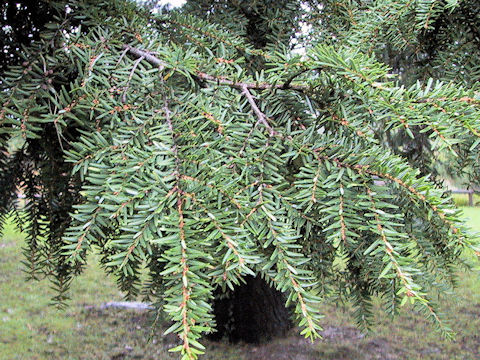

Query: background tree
[[1, 1, 480, 359]]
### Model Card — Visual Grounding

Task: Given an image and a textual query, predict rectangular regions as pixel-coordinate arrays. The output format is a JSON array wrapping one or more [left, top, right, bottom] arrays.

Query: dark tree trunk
[[209, 275, 293, 343]]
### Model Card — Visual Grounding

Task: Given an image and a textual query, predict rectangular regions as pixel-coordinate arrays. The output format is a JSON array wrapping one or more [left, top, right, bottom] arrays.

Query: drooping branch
[[122, 45, 309, 91]]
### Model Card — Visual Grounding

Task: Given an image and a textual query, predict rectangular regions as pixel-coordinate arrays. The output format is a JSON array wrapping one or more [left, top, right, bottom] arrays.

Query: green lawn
[[1, 210, 480, 360], [452, 194, 480, 208]]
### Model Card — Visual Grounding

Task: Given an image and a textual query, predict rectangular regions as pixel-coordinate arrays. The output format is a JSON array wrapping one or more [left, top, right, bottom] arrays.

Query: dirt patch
[[320, 326, 364, 342], [244, 336, 319, 360], [359, 338, 397, 360], [457, 304, 480, 317]]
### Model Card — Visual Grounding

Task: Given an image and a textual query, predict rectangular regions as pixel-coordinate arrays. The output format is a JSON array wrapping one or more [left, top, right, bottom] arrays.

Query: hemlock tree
[[1, 0, 480, 359]]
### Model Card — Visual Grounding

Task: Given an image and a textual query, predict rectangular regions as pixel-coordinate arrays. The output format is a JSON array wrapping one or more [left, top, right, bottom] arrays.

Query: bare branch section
[[123, 45, 166, 70], [241, 85, 277, 136], [122, 45, 308, 91]]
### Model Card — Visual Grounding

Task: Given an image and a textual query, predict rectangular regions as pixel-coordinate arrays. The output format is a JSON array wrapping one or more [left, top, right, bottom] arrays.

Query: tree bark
[[209, 275, 293, 343]]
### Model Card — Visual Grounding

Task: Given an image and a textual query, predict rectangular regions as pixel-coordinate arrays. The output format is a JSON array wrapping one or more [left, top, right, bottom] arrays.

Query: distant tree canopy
[[1, 1, 480, 359]]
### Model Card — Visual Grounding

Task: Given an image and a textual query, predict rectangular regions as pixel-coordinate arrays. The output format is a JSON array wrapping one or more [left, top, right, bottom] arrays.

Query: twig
[[123, 45, 308, 91], [196, 71, 308, 91], [54, 121, 65, 151], [122, 56, 144, 103], [161, 81, 181, 180], [282, 68, 312, 89], [122, 45, 166, 70], [116, 47, 130, 66], [238, 125, 256, 155], [241, 85, 276, 136]]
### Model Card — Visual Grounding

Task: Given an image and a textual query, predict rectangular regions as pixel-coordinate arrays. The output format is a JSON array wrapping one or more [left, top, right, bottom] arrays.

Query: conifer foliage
[[1, 1, 480, 359]]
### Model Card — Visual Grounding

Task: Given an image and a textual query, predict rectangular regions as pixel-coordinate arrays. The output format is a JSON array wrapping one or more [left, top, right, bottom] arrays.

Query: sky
[[158, 0, 186, 7]]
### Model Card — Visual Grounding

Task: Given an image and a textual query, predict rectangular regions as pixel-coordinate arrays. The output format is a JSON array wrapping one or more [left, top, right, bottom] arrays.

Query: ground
[[1, 207, 480, 360]]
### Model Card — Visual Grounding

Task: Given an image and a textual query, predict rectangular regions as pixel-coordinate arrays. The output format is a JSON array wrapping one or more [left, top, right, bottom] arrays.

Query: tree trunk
[[209, 275, 292, 343]]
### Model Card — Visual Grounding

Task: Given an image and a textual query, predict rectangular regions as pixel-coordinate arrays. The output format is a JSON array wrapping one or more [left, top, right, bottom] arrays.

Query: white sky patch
[[157, 0, 186, 7]]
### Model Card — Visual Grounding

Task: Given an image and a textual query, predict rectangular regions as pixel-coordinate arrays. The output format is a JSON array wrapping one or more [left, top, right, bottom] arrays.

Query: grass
[[452, 193, 480, 207], [460, 207, 480, 232], [1, 210, 480, 360]]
